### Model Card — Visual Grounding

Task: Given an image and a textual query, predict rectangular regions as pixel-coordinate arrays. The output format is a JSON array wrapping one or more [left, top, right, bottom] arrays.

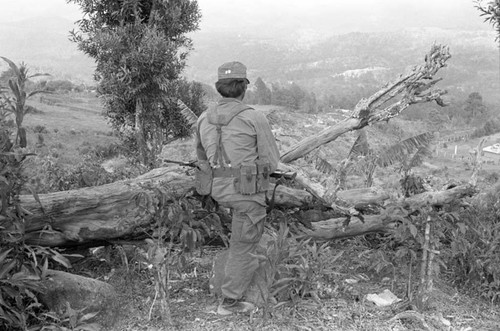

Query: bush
[[31, 155, 140, 193], [260, 221, 342, 307], [33, 125, 48, 134], [45, 80, 76, 93], [0, 120, 76, 330], [445, 185, 500, 302]]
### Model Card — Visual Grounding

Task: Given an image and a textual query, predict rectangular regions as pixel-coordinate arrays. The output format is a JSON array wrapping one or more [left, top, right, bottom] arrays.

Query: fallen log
[[22, 166, 315, 247], [21, 158, 474, 246], [300, 184, 475, 241]]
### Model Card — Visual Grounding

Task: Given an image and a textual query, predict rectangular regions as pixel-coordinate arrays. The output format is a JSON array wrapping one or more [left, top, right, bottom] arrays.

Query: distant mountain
[[0, 16, 95, 83], [186, 28, 499, 105], [1, 16, 498, 106]]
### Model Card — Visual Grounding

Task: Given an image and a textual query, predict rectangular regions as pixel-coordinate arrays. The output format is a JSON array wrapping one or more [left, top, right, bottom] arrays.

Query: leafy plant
[[322, 131, 435, 191], [258, 222, 342, 311], [0, 56, 50, 147], [132, 189, 227, 325], [446, 185, 500, 303], [0, 103, 82, 330], [40, 302, 100, 331]]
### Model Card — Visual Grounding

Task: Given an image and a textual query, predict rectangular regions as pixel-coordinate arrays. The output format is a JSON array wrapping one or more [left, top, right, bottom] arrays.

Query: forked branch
[[280, 44, 451, 163]]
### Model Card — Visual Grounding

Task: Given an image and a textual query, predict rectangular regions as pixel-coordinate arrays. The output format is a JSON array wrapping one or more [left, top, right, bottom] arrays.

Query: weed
[[446, 185, 500, 303], [131, 189, 227, 326], [257, 222, 342, 313]]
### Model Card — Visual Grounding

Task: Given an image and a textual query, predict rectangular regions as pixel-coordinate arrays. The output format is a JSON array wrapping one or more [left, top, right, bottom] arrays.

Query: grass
[[25, 93, 116, 158]]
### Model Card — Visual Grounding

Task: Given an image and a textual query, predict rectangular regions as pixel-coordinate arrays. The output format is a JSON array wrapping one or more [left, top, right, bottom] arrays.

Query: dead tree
[[280, 44, 450, 163]]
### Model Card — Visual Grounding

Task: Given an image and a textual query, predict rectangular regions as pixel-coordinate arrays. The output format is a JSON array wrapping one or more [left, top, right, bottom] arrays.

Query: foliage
[[40, 303, 100, 331], [132, 188, 227, 324], [258, 221, 342, 310], [471, 117, 500, 138], [446, 185, 500, 303], [68, 0, 203, 168], [0, 57, 50, 147], [475, 0, 500, 41], [43, 80, 78, 93], [30, 154, 143, 193], [325, 131, 435, 190], [253, 77, 272, 105], [463, 92, 488, 123], [0, 117, 80, 330]]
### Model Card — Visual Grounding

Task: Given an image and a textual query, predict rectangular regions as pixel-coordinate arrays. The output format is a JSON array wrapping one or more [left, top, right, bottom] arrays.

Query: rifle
[[162, 159, 199, 168], [163, 158, 296, 214], [161, 159, 297, 180]]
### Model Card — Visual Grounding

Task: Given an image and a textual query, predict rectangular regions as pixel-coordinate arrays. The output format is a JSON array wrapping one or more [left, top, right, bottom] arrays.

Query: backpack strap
[[207, 104, 251, 168]]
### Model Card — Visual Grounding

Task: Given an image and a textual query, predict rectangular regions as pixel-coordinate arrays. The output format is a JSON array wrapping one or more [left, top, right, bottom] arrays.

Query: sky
[[0, 0, 491, 34]]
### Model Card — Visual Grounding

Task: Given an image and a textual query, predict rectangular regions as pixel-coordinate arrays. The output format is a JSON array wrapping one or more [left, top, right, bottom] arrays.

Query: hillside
[[1, 17, 498, 106], [185, 28, 499, 105]]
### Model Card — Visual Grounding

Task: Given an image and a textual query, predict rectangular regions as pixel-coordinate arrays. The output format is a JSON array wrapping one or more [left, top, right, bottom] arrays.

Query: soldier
[[194, 61, 280, 314]]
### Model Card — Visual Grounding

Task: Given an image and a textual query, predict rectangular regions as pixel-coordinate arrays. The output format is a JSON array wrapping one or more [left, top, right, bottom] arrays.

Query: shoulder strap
[[207, 104, 251, 167]]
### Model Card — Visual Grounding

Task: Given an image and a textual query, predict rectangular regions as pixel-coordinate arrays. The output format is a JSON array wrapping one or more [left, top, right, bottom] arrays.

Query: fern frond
[[377, 132, 434, 168]]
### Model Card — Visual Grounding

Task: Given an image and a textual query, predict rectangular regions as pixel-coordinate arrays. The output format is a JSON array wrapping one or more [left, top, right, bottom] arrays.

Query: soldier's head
[[215, 61, 249, 99]]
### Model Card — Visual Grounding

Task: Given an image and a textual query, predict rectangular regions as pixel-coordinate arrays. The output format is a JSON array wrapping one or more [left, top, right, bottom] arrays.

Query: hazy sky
[[0, 0, 491, 34]]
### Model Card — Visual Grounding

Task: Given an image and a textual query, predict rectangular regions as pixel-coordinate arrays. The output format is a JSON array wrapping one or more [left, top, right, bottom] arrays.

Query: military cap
[[217, 61, 250, 83]]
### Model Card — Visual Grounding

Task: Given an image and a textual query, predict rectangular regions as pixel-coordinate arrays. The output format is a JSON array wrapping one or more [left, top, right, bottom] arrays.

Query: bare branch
[[280, 44, 451, 163]]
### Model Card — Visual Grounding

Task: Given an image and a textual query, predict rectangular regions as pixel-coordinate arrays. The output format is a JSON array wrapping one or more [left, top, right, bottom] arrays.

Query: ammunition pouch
[[213, 161, 271, 195], [255, 159, 270, 193], [195, 160, 213, 195]]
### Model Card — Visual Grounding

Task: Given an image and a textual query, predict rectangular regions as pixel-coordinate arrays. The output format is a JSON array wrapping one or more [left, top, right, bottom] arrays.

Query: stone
[[38, 270, 119, 326]]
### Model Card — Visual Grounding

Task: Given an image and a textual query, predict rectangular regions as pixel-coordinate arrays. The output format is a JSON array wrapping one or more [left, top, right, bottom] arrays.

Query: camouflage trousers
[[219, 200, 266, 300]]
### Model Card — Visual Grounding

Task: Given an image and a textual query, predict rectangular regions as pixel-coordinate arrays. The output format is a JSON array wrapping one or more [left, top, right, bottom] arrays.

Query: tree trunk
[[21, 166, 314, 247], [21, 162, 474, 246], [300, 184, 475, 241]]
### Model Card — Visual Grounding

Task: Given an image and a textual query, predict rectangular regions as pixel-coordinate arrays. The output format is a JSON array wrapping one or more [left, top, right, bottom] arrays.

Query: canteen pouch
[[237, 164, 258, 195], [195, 160, 213, 195], [255, 159, 270, 192]]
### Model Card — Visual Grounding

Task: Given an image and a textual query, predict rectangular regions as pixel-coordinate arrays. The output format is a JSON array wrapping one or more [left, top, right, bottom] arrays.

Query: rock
[[209, 233, 274, 306], [366, 289, 402, 307], [38, 270, 119, 326]]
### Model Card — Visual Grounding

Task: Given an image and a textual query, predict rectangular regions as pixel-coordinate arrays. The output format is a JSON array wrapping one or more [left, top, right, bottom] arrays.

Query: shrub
[[446, 185, 500, 302], [0, 119, 75, 330], [33, 125, 48, 134], [259, 221, 342, 309], [45, 80, 76, 93]]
